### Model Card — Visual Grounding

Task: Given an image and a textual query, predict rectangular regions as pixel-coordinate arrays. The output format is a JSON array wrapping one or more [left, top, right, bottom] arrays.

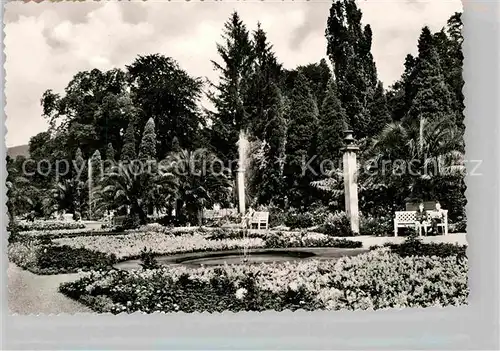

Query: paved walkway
[[7, 263, 92, 315]]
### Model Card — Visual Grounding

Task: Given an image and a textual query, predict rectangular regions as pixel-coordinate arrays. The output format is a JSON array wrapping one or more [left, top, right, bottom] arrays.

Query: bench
[[394, 210, 448, 237], [250, 211, 269, 230]]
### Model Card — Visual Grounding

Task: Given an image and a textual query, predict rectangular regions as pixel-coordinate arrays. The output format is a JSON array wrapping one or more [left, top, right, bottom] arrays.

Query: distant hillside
[[7, 144, 30, 159]]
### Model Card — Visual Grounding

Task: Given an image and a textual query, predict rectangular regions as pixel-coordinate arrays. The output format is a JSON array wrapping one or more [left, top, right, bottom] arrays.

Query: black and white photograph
[[6, 0, 468, 315]]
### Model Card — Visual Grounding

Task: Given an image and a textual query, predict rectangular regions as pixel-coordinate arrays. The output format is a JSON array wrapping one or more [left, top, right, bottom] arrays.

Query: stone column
[[342, 130, 360, 234]]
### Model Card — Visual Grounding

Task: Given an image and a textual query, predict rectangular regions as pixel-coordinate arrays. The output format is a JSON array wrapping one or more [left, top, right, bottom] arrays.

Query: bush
[[284, 211, 315, 229], [59, 249, 468, 314], [264, 231, 362, 249], [120, 214, 141, 230], [73, 212, 82, 221], [8, 240, 117, 275], [316, 212, 354, 237], [449, 219, 467, 233], [139, 247, 160, 270], [360, 214, 392, 236], [384, 236, 467, 258], [268, 205, 287, 228], [14, 220, 86, 232]]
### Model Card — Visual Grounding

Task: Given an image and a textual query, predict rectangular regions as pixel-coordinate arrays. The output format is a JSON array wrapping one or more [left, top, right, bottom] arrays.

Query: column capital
[[341, 129, 359, 152]]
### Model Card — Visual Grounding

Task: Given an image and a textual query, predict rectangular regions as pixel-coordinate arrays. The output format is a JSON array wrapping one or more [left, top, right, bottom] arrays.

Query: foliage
[[384, 236, 467, 259], [14, 220, 86, 232], [8, 240, 117, 275], [139, 247, 160, 270], [283, 72, 320, 209], [59, 249, 468, 313], [359, 214, 392, 236], [264, 231, 362, 249], [316, 212, 354, 237]]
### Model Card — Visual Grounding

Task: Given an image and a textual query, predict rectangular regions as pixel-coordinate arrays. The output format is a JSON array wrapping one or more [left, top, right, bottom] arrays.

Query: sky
[[4, 0, 462, 148]]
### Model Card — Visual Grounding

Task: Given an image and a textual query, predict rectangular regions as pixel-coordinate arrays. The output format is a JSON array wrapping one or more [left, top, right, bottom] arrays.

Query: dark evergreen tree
[[105, 143, 115, 161], [138, 118, 157, 160], [243, 23, 286, 206], [283, 73, 320, 208], [368, 81, 392, 133], [325, 0, 379, 138], [283, 59, 332, 107], [208, 11, 255, 167], [317, 79, 347, 165], [121, 121, 137, 162]]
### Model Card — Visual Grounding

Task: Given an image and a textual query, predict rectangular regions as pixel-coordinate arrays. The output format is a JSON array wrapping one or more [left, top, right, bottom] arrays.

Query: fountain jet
[[237, 130, 249, 215]]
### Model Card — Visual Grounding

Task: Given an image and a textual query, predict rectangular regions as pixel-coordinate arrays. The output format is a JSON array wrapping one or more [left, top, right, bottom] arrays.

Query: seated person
[[429, 202, 445, 235]]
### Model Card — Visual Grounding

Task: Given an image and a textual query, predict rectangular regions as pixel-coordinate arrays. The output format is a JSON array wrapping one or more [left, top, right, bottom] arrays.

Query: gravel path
[[7, 263, 92, 315]]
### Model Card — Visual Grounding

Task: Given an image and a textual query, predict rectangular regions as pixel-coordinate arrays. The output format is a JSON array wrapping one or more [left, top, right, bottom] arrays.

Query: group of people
[[416, 201, 446, 235]]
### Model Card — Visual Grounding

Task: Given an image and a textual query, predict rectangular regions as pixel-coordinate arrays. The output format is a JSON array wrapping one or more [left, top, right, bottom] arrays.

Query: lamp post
[[341, 129, 360, 234]]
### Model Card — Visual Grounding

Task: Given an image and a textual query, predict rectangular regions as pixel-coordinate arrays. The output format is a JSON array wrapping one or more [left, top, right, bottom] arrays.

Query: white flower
[[235, 287, 248, 300], [288, 282, 298, 292]]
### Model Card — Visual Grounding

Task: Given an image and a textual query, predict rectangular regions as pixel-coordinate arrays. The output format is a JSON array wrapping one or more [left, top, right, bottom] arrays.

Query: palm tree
[[311, 117, 464, 215], [167, 148, 232, 226], [367, 117, 465, 201], [95, 160, 178, 224], [43, 178, 86, 218]]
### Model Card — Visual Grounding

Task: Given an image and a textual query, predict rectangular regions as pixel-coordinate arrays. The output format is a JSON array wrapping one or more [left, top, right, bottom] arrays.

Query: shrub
[[384, 236, 467, 258], [9, 240, 117, 274], [264, 231, 362, 249], [284, 211, 315, 229], [139, 247, 160, 270], [73, 212, 82, 221], [120, 214, 141, 230], [316, 212, 354, 237], [360, 215, 392, 236], [14, 220, 86, 232], [268, 205, 287, 228]]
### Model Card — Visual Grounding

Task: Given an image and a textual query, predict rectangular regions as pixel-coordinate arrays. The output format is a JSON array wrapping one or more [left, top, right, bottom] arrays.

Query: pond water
[[171, 250, 316, 266]]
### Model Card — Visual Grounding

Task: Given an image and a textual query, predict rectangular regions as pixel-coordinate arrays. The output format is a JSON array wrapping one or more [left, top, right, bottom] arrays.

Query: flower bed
[[8, 239, 116, 275], [14, 220, 86, 232], [59, 248, 468, 314], [264, 231, 362, 249], [16, 227, 124, 239], [53, 232, 266, 260]]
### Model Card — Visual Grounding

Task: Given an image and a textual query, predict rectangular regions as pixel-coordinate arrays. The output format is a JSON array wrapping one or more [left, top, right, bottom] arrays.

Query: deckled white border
[[2, 1, 499, 349]]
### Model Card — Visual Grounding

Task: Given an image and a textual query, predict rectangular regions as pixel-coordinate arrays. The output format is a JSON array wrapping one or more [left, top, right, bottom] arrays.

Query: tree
[[283, 73, 320, 208], [121, 120, 137, 162], [127, 54, 204, 158], [105, 143, 115, 161], [138, 118, 157, 160], [283, 58, 332, 107], [242, 23, 286, 206], [166, 148, 232, 225], [6, 158, 34, 225], [365, 117, 465, 218], [325, 0, 379, 139], [208, 11, 255, 170], [317, 78, 347, 165]]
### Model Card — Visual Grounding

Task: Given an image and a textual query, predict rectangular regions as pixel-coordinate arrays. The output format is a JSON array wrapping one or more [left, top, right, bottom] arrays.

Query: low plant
[[316, 212, 354, 237], [139, 247, 160, 270], [264, 231, 362, 249], [14, 220, 86, 232], [360, 214, 392, 236], [59, 248, 468, 314], [384, 236, 467, 258]]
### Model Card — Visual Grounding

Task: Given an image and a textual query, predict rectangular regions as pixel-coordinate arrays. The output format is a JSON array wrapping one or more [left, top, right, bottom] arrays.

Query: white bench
[[394, 210, 448, 237], [250, 211, 269, 230]]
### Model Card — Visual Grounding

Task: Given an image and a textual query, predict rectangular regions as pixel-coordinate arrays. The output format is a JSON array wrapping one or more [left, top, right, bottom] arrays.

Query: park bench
[[394, 210, 449, 237], [250, 211, 269, 230]]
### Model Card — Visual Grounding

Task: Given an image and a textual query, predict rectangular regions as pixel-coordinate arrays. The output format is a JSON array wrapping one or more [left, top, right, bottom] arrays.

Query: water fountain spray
[[237, 130, 250, 263]]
